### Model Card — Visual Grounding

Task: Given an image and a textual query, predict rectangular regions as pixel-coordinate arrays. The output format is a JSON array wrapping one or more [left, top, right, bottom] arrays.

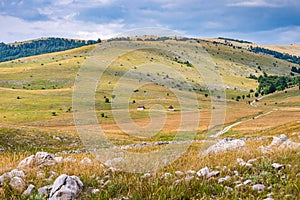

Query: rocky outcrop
[[260, 134, 300, 153], [18, 152, 56, 169], [49, 174, 83, 200], [202, 139, 245, 155]]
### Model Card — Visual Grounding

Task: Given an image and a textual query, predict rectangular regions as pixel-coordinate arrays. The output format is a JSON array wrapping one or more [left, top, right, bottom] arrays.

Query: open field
[[0, 39, 299, 199]]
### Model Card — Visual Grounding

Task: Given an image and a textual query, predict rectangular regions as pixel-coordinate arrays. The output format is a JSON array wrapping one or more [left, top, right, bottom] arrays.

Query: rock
[[237, 158, 252, 167], [197, 167, 210, 177], [261, 134, 300, 153], [252, 184, 265, 191], [247, 158, 258, 164], [271, 163, 285, 170], [184, 175, 194, 182], [263, 198, 274, 200], [218, 176, 231, 183], [91, 188, 100, 195], [49, 174, 83, 200], [9, 177, 26, 193], [35, 152, 56, 167], [63, 156, 76, 163], [185, 170, 196, 175], [161, 173, 172, 179], [18, 152, 56, 169], [8, 169, 26, 178], [141, 173, 151, 179], [175, 171, 184, 177], [22, 184, 35, 197], [202, 139, 245, 155], [196, 167, 219, 178], [235, 183, 244, 188], [243, 180, 252, 185], [54, 157, 63, 163], [17, 155, 35, 169], [106, 167, 117, 174], [38, 185, 52, 196], [173, 179, 183, 185], [233, 170, 239, 176], [207, 171, 220, 178], [80, 157, 93, 165], [53, 136, 62, 141]]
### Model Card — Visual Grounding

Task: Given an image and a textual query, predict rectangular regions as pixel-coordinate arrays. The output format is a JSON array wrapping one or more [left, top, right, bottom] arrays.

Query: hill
[[0, 38, 299, 199], [0, 37, 98, 62]]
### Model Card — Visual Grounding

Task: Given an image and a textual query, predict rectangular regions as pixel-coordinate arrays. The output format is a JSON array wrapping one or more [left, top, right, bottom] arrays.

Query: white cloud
[[227, 0, 284, 7], [218, 26, 300, 44], [0, 15, 125, 43]]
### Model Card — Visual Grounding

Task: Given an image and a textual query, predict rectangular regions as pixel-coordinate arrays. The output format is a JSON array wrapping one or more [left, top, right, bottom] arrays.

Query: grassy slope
[[0, 40, 299, 199]]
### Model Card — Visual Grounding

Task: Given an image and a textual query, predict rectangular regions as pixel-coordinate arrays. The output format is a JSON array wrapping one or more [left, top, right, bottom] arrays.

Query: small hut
[[137, 106, 145, 111]]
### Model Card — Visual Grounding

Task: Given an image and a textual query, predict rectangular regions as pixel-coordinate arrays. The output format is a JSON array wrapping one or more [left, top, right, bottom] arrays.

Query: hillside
[[0, 38, 299, 199], [0, 37, 98, 62]]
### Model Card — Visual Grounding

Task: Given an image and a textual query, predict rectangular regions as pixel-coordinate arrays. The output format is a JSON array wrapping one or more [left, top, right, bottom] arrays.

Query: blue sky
[[0, 0, 300, 44]]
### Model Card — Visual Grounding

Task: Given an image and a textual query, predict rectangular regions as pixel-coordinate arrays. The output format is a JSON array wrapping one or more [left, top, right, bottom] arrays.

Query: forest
[[0, 38, 97, 62]]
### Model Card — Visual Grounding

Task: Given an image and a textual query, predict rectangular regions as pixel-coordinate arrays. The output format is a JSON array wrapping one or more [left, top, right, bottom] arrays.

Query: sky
[[0, 0, 300, 44]]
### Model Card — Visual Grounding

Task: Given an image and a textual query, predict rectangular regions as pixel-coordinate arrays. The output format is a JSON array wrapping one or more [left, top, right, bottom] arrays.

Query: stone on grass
[[237, 158, 252, 167], [202, 139, 245, 155], [161, 173, 172, 179], [49, 174, 83, 200], [175, 171, 184, 177], [261, 134, 300, 153], [141, 173, 151, 179], [218, 176, 231, 183], [91, 188, 100, 195], [63, 156, 76, 163], [80, 157, 93, 165], [196, 167, 210, 177], [18, 152, 56, 169], [185, 170, 196, 175], [243, 180, 252, 185], [184, 175, 194, 182], [252, 184, 265, 191], [9, 177, 26, 193], [22, 184, 35, 197], [38, 185, 52, 196], [271, 163, 285, 170]]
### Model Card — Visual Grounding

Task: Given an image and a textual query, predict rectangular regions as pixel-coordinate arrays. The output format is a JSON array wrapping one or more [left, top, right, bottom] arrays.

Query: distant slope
[[264, 44, 300, 57], [0, 37, 98, 62]]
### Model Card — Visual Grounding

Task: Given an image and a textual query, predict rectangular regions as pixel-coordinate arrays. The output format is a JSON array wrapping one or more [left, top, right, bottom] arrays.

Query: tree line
[[0, 38, 98, 62], [250, 46, 300, 65], [257, 74, 300, 95]]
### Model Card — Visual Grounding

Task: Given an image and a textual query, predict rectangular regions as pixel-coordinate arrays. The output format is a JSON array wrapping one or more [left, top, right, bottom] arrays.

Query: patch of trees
[[0, 38, 98, 62], [218, 37, 253, 44], [174, 57, 193, 67], [291, 66, 300, 74], [250, 46, 300, 65], [257, 74, 299, 95]]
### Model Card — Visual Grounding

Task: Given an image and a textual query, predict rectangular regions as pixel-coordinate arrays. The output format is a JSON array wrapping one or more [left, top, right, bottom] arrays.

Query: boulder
[[22, 184, 35, 197], [9, 177, 26, 193], [252, 184, 265, 191], [261, 134, 300, 153], [49, 174, 83, 200], [38, 185, 53, 196], [18, 152, 56, 169], [202, 139, 245, 155]]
